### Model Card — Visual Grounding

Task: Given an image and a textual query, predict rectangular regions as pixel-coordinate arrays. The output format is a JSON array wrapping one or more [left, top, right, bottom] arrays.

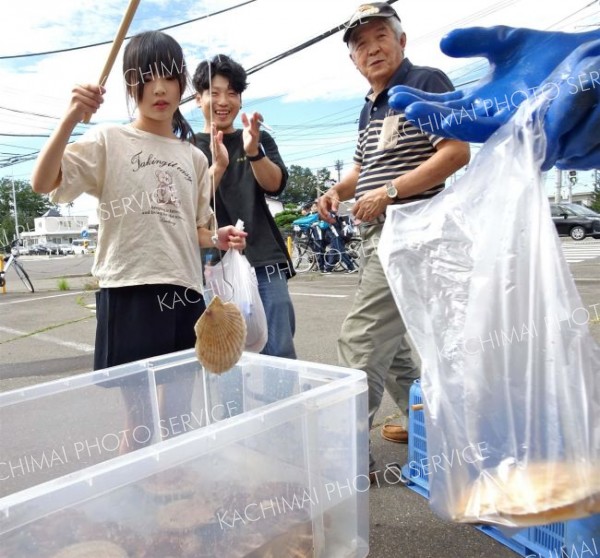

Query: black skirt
[[94, 284, 205, 387]]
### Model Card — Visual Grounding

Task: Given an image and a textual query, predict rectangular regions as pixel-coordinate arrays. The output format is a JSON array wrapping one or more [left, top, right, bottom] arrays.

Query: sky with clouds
[[0, 0, 598, 220]]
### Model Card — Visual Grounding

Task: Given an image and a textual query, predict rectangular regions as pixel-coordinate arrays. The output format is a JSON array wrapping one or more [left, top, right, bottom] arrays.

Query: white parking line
[[0, 291, 85, 306], [0, 326, 94, 353], [290, 292, 347, 298]]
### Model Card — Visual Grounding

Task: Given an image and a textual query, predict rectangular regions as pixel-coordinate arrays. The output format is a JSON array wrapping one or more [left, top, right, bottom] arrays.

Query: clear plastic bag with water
[[205, 248, 268, 354], [378, 98, 600, 527]]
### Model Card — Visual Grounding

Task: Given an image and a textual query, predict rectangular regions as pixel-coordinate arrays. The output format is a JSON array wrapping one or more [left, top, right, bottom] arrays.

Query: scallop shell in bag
[[194, 295, 247, 374]]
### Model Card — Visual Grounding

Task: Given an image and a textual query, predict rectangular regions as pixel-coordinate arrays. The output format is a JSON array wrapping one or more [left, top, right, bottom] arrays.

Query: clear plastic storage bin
[[0, 350, 369, 557]]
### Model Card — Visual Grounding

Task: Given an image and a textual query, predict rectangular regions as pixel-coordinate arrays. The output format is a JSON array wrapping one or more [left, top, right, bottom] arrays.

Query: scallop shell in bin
[[51, 540, 129, 558], [194, 295, 247, 374]]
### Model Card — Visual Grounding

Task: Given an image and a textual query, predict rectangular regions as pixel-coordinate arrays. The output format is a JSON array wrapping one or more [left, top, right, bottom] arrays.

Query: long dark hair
[[123, 31, 194, 142]]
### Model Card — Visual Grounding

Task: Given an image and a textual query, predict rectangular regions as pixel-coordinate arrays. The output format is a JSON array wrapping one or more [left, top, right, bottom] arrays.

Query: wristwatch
[[246, 144, 266, 162], [384, 180, 397, 200]]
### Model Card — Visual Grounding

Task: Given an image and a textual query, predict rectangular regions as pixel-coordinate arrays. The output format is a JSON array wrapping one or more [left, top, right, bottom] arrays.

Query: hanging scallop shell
[[194, 295, 247, 374]]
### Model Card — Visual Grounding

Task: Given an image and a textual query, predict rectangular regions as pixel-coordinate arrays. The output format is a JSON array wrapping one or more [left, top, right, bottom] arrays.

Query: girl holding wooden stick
[[32, 30, 246, 450]]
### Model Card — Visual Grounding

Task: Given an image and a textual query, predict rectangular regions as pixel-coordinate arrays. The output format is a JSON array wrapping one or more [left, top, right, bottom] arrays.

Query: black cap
[[343, 3, 401, 43]]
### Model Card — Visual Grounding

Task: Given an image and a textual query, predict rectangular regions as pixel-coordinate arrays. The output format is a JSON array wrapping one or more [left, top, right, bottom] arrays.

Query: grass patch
[[57, 277, 70, 291]]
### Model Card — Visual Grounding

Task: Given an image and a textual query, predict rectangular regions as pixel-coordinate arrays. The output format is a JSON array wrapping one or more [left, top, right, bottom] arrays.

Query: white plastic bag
[[205, 248, 268, 353], [378, 98, 600, 527]]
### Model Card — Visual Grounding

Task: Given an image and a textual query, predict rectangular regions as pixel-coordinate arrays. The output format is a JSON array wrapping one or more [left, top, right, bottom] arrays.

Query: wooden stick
[[82, 0, 141, 123], [412, 403, 424, 411]]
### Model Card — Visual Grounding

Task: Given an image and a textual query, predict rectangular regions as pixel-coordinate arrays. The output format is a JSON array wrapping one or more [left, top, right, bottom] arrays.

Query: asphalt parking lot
[[1, 248, 599, 557]]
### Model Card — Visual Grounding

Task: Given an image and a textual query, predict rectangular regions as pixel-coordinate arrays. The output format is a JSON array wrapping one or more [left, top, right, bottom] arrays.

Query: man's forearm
[[393, 139, 470, 199], [210, 164, 226, 189], [249, 157, 283, 192], [331, 165, 361, 201]]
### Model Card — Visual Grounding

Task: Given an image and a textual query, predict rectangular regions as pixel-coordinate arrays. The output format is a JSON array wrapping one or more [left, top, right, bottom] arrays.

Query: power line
[[180, 0, 399, 105], [1, 0, 594, 173], [0, 0, 256, 60], [0, 105, 63, 121], [0, 133, 82, 138]]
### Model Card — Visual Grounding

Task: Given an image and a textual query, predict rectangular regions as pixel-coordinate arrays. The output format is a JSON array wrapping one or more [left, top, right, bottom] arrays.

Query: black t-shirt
[[195, 130, 293, 272]]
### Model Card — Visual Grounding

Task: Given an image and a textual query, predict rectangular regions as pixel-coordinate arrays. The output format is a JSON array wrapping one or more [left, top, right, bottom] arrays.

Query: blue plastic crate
[[525, 522, 566, 557], [476, 522, 565, 558], [402, 380, 567, 558], [401, 380, 429, 498]]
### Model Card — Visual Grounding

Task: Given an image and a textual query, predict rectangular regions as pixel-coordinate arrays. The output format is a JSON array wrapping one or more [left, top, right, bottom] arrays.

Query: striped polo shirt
[[354, 58, 454, 202]]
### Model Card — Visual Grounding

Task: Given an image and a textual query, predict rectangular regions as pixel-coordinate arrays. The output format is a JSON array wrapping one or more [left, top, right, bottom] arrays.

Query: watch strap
[[246, 144, 266, 162]]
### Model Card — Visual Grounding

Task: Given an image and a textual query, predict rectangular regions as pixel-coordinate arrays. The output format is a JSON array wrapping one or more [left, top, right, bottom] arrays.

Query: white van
[[71, 239, 96, 255]]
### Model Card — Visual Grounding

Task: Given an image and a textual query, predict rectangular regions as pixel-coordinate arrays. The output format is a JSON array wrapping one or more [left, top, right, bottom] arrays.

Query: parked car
[[58, 243, 75, 255], [557, 203, 600, 218], [550, 204, 600, 240], [42, 242, 62, 255], [71, 239, 96, 255], [28, 244, 51, 255]]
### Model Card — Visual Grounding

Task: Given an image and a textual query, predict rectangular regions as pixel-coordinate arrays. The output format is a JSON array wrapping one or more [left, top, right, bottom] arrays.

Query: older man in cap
[[318, 2, 470, 481]]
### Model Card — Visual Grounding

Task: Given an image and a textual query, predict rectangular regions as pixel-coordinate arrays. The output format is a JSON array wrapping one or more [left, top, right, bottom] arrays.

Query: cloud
[[0, 0, 594, 208], [0, 0, 588, 121]]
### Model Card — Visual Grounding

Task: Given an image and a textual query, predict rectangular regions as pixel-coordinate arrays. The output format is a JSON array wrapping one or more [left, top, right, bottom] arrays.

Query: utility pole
[[334, 159, 343, 183], [11, 176, 20, 243], [555, 168, 562, 203], [567, 170, 577, 203]]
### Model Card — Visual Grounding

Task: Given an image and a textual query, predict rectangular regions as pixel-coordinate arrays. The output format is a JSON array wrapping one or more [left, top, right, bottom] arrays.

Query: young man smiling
[[193, 55, 296, 359]]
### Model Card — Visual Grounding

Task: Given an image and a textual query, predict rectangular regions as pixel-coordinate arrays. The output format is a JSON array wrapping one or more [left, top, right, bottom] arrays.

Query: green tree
[[0, 178, 57, 244], [315, 167, 332, 196], [274, 208, 302, 231], [279, 165, 318, 205]]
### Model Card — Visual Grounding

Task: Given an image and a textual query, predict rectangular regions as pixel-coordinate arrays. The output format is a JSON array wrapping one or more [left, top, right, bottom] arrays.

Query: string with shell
[[194, 50, 246, 374]]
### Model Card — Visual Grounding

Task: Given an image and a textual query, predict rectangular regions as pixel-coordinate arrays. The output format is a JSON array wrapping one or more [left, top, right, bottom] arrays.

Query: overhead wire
[[0, 0, 257, 60], [1, 0, 597, 172], [180, 0, 399, 106]]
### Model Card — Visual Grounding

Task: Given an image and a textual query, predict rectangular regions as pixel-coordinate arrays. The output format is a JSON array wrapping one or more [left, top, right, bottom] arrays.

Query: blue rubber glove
[[544, 39, 600, 170], [388, 27, 600, 170]]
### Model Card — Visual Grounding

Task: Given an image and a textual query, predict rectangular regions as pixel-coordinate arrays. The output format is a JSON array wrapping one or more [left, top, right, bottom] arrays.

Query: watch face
[[386, 182, 396, 198]]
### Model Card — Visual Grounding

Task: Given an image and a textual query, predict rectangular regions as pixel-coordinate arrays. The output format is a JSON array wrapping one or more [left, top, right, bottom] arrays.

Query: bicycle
[[0, 244, 35, 293], [291, 224, 361, 274], [345, 235, 363, 263], [291, 226, 318, 273], [324, 225, 362, 273]]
